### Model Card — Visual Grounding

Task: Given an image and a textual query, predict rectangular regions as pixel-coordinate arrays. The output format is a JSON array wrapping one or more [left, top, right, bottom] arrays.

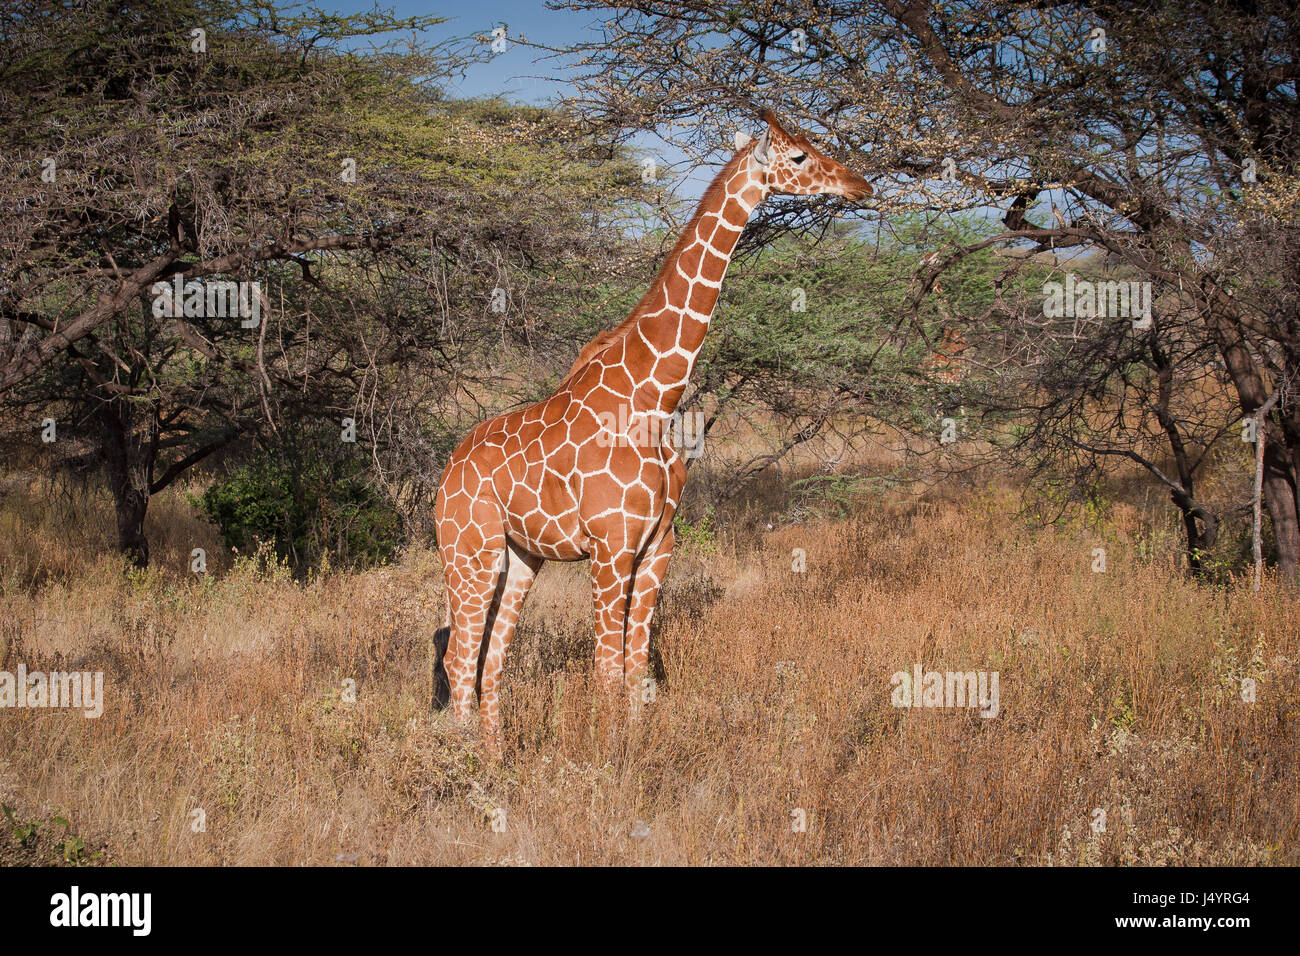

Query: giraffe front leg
[[625, 527, 674, 714], [478, 541, 542, 759], [590, 542, 636, 692]]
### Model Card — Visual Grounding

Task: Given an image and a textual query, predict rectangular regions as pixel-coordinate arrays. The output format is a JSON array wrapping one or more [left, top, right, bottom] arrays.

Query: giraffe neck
[[626, 150, 765, 415]]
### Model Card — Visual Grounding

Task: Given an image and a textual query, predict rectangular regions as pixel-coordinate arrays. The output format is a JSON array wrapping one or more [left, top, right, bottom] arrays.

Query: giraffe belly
[[497, 466, 587, 561]]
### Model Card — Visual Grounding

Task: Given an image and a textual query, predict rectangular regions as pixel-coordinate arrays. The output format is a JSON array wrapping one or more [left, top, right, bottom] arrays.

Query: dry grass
[[0, 472, 1297, 866]]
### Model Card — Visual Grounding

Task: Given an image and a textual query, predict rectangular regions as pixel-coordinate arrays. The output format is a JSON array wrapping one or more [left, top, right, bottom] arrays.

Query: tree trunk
[[110, 477, 150, 568], [1169, 488, 1217, 577], [1261, 449, 1300, 580], [98, 395, 159, 569], [1203, 300, 1300, 583], [1180, 506, 1205, 573]]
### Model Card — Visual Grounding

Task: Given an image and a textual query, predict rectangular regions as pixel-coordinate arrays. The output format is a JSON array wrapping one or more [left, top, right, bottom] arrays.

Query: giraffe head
[[739, 110, 872, 201]]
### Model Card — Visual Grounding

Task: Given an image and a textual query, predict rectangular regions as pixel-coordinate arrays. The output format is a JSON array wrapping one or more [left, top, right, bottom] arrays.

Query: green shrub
[[195, 438, 400, 572]]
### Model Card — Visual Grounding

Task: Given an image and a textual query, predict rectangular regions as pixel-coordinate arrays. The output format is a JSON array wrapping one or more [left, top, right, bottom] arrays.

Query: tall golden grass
[[0, 467, 1296, 865]]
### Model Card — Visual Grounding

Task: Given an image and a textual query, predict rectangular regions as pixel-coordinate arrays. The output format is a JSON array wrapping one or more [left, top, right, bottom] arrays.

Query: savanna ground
[[1, 433, 1297, 866]]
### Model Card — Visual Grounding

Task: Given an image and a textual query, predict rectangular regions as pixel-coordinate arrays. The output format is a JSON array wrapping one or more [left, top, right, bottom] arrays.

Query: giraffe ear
[[752, 128, 771, 167], [734, 130, 753, 151]]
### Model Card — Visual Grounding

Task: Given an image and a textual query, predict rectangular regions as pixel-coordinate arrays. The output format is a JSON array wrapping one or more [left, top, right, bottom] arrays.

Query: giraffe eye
[[792, 152, 807, 164]]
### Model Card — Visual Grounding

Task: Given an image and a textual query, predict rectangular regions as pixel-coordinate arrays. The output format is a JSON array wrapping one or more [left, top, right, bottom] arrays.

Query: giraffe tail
[[431, 610, 451, 711]]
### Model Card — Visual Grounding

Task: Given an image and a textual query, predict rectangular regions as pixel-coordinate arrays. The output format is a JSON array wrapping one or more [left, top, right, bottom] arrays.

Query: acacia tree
[[0, 1, 648, 565], [676, 214, 1023, 500], [549, 0, 1300, 579], [992, 262, 1245, 573]]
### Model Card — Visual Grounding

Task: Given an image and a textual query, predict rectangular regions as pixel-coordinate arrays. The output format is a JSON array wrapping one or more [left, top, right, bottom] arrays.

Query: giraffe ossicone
[[432, 110, 873, 757]]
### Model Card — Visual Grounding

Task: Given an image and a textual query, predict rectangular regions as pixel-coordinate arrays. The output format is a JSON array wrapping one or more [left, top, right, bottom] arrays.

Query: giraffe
[[432, 111, 873, 756]]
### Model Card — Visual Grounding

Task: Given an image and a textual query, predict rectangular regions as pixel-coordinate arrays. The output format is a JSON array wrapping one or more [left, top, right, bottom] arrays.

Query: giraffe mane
[[557, 143, 755, 390]]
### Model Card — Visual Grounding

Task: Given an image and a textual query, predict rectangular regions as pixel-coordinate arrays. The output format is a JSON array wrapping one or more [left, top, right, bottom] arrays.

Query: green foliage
[[1107, 681, 1138, 731], [195, 430, 400, 572], [674, 506, 719, 556], [2, 804, 38, 847], [691, 212, 1030, 437], [1, 805, 101, 864]]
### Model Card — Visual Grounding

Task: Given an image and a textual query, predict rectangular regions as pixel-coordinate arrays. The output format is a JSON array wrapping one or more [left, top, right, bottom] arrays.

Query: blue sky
[[311, 1, 590, 103], [410, 0, 598, 104]]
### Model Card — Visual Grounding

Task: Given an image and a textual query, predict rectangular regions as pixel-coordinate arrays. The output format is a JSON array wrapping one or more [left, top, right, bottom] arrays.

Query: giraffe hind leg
[[624, 526, 674, 711], [475, 564, 512, 700], [441, 544, 507, 723], [590, 540, 638, 691]]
